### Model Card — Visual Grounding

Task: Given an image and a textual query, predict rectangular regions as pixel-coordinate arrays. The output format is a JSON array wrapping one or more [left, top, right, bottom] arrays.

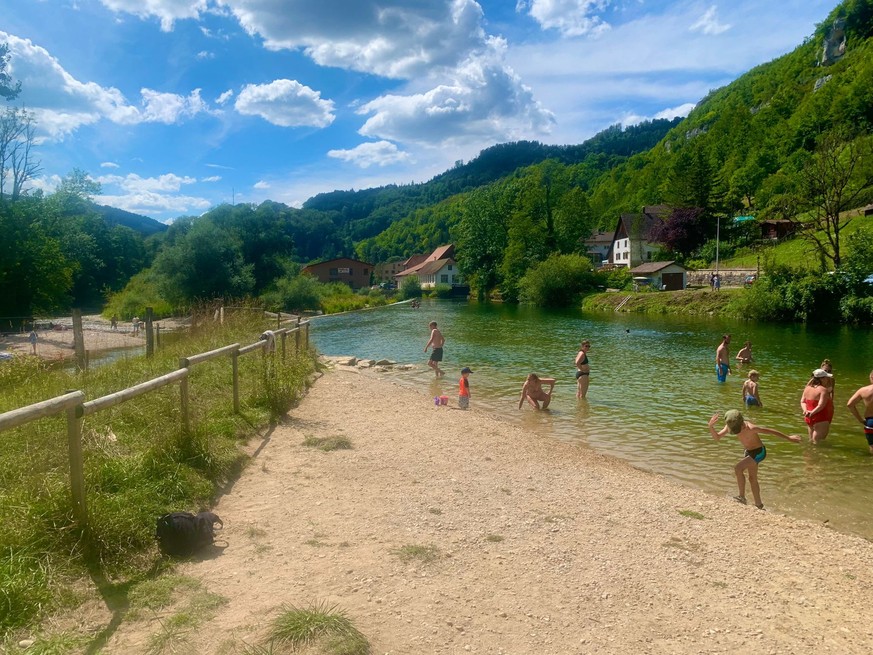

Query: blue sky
[[3, 0, 836, 222]]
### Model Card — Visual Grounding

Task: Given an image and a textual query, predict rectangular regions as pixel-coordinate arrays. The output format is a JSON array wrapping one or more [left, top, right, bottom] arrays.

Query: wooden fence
[[0, 321, 310, 528]]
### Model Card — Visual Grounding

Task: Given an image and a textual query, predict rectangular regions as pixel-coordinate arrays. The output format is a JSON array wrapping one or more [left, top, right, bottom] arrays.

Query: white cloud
[[517, 0, 611, 37], [98, 0, 209, 31], [196, 50, 215, 60], [328, 141, 411, 168], [219, 0, 487, 79], [95, 172, 210, 216], [689, 5, 731, 36], [206, 163, 234, 170], [216, 89, 234, 105], [0, 31, 211, 139], [141, 88, 209, 123], [100, 161, 120, 168], [253, 180, 270, 189], [358, 45, 554, 147], [619, 102, 696, 127], [201, 175, 221, 182], [234, 79, 335, 128]]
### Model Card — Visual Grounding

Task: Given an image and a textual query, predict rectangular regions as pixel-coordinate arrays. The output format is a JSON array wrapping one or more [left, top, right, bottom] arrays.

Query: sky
[[3, 0, 837, 222]]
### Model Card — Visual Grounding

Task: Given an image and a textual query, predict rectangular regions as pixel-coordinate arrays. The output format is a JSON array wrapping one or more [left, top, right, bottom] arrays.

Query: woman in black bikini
[[575, 340, 591, 399]]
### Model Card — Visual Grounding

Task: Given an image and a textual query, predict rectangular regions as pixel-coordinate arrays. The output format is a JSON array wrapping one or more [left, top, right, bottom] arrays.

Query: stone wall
[[687, 268, 758, 288]]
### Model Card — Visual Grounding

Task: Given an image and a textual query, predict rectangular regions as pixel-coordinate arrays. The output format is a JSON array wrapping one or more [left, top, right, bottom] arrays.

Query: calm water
[[311, 300, 873, 540]]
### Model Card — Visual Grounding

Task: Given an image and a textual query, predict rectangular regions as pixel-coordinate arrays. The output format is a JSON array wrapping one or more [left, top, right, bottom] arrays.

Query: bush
[[432, 284, 453, 299], [597, 266, 632, 291], [104, 269, 176, 320], [518, 254, 597, 307], [262, 274, 322, 313], [399, 275, 422, 299]]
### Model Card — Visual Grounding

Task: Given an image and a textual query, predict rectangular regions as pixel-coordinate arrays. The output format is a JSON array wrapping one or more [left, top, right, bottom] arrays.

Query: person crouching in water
[[518, 373, 555, 410], [708, 409, 801, 510]]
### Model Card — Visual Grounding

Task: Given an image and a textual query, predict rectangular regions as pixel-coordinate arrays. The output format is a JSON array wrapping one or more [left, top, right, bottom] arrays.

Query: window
[[441, 274, 449, 283], [329, 268, 338, 275], [363, 269, 368, 275], [448, 264, 453, 270], [646, 251, 652, 260]]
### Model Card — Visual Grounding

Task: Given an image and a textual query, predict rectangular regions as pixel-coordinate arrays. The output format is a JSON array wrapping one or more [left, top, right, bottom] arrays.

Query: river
[[310, 299, 873, 540]]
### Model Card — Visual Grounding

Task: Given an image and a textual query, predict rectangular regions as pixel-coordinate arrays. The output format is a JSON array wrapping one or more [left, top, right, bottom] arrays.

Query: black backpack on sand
[[155, 511, 223, 557]]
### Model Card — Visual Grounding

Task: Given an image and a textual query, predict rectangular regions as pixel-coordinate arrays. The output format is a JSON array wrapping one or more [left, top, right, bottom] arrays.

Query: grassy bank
[[582, 288, 739, 315], [0, 315, 317, 641]]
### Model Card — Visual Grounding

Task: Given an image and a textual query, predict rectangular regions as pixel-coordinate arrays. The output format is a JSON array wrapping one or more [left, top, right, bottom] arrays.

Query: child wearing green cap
[[708, 410, 801, 509]]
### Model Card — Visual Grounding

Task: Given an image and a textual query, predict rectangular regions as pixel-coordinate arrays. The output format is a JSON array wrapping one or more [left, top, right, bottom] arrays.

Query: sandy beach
[[94, 363, 873, 654]]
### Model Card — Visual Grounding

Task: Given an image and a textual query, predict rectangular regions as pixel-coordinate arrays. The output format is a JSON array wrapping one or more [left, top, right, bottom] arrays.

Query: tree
[[456, 185, 510, 300], [792, 132, 873, 269], [0, 43, 21, 101], [649, 207, 708, 259], [0, 107, 40, 201]]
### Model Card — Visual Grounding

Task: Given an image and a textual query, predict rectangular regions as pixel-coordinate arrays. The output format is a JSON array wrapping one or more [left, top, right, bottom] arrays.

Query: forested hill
[[92, 203, 168, 235], [302, 119, 680, 223]]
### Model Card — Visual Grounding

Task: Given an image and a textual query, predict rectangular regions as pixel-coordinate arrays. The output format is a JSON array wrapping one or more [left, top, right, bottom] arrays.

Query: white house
[[607, 205, 669, 268], [394, 244, 464, 289]]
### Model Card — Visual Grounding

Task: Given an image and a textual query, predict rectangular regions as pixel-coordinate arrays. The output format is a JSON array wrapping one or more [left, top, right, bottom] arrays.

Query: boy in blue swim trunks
[[741, 370, 763, 407], [715, 333, 731, 382], [708, 409, 801, 509], [847, 370, 873, 455]]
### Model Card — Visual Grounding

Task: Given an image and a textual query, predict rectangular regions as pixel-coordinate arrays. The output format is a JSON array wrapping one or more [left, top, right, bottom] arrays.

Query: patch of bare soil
[[99, 367, 873, 654]]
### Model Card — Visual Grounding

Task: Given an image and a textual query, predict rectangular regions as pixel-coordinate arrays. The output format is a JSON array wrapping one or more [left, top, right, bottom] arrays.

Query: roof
[[583, 230, 613, 245], [629, 261, 683, 274], [403, 254, 427, 269], [301, 256, 373, 271], [416, 259, 454, 276], [396, 244, 455, 277], [427, 244, 455, 262]]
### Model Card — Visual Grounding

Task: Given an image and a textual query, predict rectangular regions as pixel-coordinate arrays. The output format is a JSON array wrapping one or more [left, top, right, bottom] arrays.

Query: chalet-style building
[[607, 205, 669, 268], [629, 261, 687, 291], [394, 244, 464, 289], [583, 230, 614, 267], [301, 257, 373, 290]]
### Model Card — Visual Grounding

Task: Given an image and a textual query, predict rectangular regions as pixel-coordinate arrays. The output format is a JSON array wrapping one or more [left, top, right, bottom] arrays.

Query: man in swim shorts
[[715, 334, 731, 382], [424, 321, 445, 377], [847, 370, 873, 455], [708, 409, 801, 510]]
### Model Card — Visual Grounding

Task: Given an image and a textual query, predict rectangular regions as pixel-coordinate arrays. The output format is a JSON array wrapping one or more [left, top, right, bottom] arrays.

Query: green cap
[[724, 409, 745, 434]]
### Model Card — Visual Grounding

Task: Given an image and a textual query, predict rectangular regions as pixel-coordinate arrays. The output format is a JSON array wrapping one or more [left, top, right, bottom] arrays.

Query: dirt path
[[103, 366, 873, 654]]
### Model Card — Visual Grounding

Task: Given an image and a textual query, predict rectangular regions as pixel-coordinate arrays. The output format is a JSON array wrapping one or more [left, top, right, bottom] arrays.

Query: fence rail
[[0, 320, 310, 530]]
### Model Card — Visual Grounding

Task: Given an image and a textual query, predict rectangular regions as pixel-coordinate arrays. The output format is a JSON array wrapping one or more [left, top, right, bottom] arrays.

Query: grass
[[0, 312, 316, 636], [266, 602, 370, 655], [393, 544, 440, 564], [303, 435, 353, 451], [485, 534, 504, 543], [678, 510, 706, 520]]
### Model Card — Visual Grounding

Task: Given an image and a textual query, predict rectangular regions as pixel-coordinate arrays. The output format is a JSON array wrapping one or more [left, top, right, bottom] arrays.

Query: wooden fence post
[[280, 331, 287, 361], [156, 324, 161, 348], [232, 349, 240, 414], [295, 316, 301, 353], [72, 309, 86, 371], [304, 321, 310, 351], [179, 358, 190, 433], [66, 397, 87, 527], [145, 307, 154, 358]]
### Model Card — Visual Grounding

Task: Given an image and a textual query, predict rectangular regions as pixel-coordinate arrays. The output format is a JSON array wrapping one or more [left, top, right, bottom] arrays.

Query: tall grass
[[0, 313, 316, 636]]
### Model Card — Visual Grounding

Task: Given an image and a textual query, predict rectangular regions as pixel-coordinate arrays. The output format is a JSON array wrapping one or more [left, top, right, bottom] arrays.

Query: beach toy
[[434, 396, 440, 405], [439, 395, 449, 406]]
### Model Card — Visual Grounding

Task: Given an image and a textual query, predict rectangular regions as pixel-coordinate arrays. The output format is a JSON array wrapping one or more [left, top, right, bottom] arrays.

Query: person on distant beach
[[28, 330, 37, 355], [801, 368, 834, 444], [574, 340, 591, 399], [736, 341, 753, 365], [846, 370, 873, 455], [132, 317, 140, 336], [458, 366, 472, 410], [110, 315, 118, 330], [742, 370, 763, 407], [424, 321, 445, 377], [708, 409, 801, 510], [715, 334, 731, 382], [518, 373, 555, 410]]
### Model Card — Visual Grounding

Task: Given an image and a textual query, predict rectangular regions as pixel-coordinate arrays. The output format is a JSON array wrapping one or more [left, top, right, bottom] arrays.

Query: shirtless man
[[715, 334, 731, 382], [735, 341, 753, 365], [424, 321, 445, 377], [708, 410, 801, 509], [518, 373, 556, 410], [847, 370, 873, 455]]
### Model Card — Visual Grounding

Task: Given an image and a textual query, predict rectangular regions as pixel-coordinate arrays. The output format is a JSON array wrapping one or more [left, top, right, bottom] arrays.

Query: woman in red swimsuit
[[800, 368, 834, 444]]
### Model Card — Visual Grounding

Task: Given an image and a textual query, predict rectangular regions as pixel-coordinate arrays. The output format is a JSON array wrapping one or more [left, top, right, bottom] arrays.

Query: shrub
[[432, 284, 453, 299], [262, 274, 322, 313], [518, 254, 597, 307], [597, 266, 632, 291], [399, 275, 422, 299], [104, 269, 176, 320]]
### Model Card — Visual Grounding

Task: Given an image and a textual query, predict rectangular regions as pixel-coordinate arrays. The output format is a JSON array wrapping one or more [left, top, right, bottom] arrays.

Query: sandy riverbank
[[97, 365, 873, 654]]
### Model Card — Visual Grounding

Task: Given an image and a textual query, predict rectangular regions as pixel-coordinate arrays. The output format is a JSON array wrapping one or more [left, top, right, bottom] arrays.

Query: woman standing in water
[[575, 340, 591, 399], [801, 368, 834, 444]]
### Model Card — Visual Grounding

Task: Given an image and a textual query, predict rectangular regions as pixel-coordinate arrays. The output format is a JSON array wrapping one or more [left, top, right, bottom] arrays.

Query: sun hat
[[724, 409, 745, 434], [461, 366, 473, 374], [813, 368, 833, 378]]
